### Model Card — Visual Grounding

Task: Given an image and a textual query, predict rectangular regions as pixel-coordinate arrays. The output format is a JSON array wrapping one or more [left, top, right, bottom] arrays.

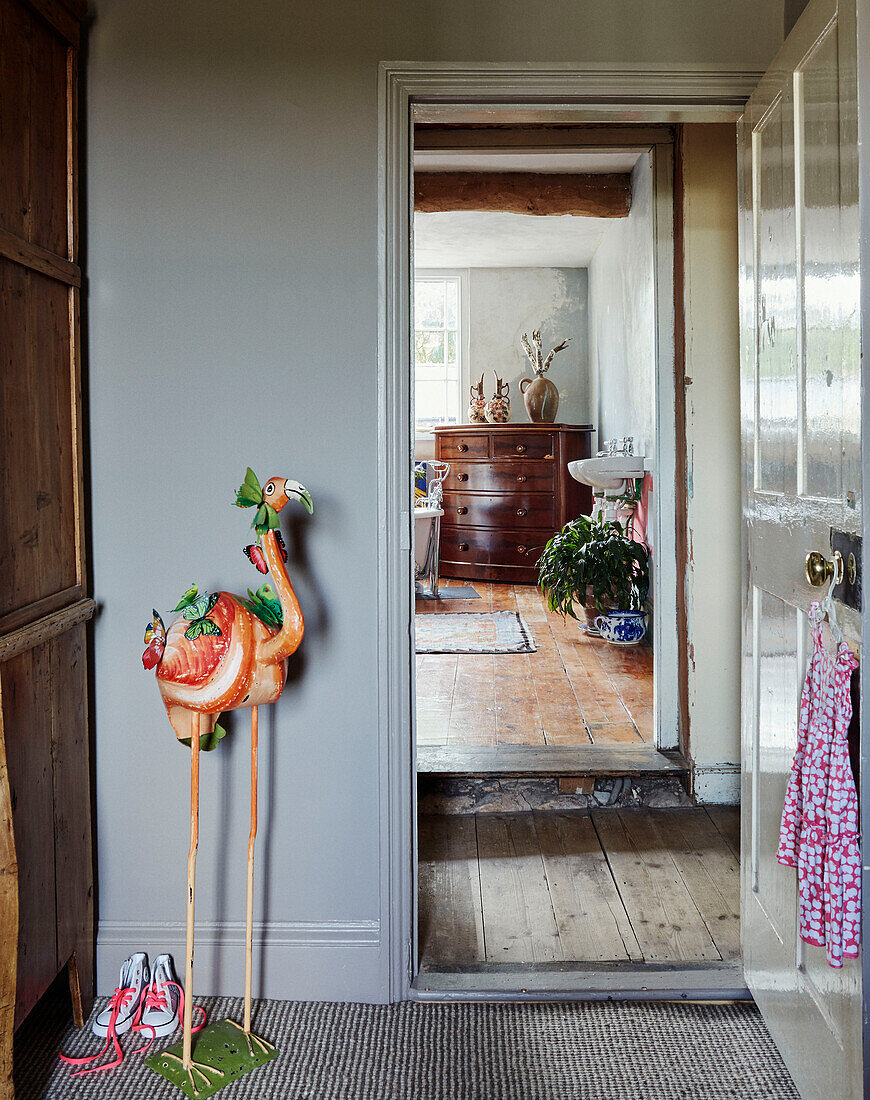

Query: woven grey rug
[[416, 611, 536, 654], [16, 994, 799, 1099]]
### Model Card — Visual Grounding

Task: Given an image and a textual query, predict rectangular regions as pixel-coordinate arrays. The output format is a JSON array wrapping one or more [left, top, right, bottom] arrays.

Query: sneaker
[[91, 953, 149, 1038], [137, 954, 181, 1039]]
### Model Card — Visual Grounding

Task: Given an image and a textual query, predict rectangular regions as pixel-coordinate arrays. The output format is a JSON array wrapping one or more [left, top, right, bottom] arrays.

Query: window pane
[[415, 280, 445, 329], [444, 280, 458, 328], [415, 330, 444, 365], [446, 331, 456, 364], [415, 379, 446, 426]]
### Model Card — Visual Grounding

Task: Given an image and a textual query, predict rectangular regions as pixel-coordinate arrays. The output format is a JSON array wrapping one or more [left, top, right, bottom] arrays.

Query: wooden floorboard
[[592, 810, 721, 964], [418, 815, 485, 965], [650, 809, 741, 960], [476, 814, 562, 963], [705, 805, 741, 860], [534, 811, 643, 963], [417, 744, 689, 776], [419, 808, 740, 972], [415, 581, 652, 751]]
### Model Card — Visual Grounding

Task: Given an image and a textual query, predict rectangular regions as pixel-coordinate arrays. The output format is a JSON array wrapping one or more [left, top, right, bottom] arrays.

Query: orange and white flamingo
[[142, 471, 312, 1093]]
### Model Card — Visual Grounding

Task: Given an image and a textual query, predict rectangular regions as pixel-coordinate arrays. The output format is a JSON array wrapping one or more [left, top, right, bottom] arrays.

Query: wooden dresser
[[433, 424, 594, 584]]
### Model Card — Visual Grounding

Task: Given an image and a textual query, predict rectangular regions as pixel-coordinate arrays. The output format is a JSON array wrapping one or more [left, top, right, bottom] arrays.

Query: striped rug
[[17, 993, 798, 1099]]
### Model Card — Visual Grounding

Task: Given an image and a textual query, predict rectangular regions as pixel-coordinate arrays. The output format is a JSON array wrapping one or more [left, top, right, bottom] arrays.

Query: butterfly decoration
[[234, 467, 280, 537], [236, 584, 283, 631], [243, 544, 268, 574], [182, 593, 222, 641], [142, 610, 167, 669], [243, 530, 287, 574], [172, 583, 200, 612]]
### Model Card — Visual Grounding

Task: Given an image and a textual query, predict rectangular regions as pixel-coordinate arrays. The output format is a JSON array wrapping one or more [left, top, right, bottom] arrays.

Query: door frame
[[376, 63, 764, 1001]]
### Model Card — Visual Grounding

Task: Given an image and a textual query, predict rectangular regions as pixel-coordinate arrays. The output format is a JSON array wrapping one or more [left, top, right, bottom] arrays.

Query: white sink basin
[[568, 455, 646, 492]]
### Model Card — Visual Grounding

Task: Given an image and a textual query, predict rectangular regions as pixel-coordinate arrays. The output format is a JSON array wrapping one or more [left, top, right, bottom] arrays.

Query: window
[[414, 274, 463, 436]]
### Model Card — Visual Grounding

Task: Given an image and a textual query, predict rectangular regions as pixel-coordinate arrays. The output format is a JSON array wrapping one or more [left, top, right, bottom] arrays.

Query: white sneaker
[[137, 954, 182, 1039], [92, 953, 149, 1038]]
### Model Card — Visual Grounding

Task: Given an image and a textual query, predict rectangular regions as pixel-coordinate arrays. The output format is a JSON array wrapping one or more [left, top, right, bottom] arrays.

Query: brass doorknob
[[805, 550, 842, 587]]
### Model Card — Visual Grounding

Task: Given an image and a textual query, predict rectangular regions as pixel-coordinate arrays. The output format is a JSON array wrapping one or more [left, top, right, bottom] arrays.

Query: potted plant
[[537, 515, 650, 640]]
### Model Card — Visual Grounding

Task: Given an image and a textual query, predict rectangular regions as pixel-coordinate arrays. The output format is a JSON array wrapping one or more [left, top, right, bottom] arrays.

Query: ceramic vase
[[485, 372, 510, 424], [468, 374, 487, 423], [594, 610, 648, 646], [520, 375, 559, 423]]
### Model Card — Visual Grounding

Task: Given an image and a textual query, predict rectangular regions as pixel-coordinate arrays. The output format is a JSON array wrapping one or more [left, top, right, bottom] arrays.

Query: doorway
[[377, 66, 756, 1006], [404, 117, 741, 992]]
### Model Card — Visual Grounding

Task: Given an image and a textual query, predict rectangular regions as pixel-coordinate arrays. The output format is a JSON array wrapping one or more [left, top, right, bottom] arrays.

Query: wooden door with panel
[[0, 0, 92, 1095], [739, 0, 862, 1094]]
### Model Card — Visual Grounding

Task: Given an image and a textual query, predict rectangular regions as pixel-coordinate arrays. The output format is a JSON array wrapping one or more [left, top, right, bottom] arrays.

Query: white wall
[[86, 0, 782, 999], [588, 155, 657, 459], [682, 125, 742, 803], [468, 268, 589, 425]]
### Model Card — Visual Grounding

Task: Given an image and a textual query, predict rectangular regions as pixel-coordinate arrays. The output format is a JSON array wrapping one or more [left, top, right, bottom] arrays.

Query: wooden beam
[[0, 226, 81, 286], [0, 599, 95, 663], [414, 171, 631, 217]]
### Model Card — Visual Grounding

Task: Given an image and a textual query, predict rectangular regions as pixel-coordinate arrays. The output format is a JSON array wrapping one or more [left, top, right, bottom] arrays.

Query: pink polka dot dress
[[777, 601, 860, 968]]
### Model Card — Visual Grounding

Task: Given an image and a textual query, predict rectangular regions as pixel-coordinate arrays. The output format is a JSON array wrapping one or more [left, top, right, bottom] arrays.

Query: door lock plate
[[830, 529, 862, 611]]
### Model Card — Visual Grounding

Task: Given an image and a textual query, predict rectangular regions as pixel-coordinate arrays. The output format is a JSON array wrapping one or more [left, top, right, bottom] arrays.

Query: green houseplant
[[537, 515, 650, 633]]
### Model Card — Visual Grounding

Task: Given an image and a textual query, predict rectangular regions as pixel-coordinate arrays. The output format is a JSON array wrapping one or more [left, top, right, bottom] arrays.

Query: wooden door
[[0, 0, 92, 1093], [739, 0, 862, 1094]]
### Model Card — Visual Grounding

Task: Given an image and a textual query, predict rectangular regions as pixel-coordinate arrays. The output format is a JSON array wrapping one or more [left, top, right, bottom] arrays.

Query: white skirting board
[[692, 762, 740, 804], [97, 919, 383, 1002]]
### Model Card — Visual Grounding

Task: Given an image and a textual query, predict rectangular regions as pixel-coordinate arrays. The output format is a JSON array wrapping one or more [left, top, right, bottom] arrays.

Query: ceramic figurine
[[468, 374, 487, 423], [485, 372, 510, 423], [141, 468, 313, 1096], [520, 329, 571, 423]]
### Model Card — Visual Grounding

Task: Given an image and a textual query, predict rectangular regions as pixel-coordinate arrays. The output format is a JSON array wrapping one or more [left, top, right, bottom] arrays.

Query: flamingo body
[[156, 593, 288, 741]]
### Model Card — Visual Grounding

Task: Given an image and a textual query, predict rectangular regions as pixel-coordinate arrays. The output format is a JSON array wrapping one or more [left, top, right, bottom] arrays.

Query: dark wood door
[[0, 0, 92, 1092]]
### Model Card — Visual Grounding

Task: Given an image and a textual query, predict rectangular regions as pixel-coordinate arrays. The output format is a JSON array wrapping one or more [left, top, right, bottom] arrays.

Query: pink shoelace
[[59, 980, 206, 1075]]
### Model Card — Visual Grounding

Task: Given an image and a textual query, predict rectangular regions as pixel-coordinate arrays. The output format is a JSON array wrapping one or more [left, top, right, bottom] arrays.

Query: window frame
[[412, 268, 469, 442]]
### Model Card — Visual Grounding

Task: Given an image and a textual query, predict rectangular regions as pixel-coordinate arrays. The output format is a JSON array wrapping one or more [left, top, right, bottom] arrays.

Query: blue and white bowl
[[594, 610, 648, 646]]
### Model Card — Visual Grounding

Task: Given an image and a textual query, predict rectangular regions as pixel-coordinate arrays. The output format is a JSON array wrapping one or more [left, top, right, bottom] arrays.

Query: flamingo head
[[262, 476, 314, 515]]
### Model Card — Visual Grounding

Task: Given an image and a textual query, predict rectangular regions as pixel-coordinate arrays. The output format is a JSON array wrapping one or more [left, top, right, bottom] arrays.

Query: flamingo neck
[[258, 529, 304, 663]]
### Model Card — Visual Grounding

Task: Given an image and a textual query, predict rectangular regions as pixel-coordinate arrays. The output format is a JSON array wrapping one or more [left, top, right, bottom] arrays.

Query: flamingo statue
[[142, 469, 312, 1094]]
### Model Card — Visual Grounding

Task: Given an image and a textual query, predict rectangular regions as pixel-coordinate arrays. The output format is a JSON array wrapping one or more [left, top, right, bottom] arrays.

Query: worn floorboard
[[415, 582, 652, 751], [419, 808, 740, 972]]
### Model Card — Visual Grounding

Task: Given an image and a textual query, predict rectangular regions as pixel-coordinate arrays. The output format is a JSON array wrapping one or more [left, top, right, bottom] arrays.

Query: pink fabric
[[778, 601, 860, 968]]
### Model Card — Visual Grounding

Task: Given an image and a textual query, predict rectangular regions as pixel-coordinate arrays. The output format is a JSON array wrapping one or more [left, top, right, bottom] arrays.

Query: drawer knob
[[516, 508, 526, 517], [544, 453, 554, 460], [459, 542, 469, 552], [515, 444, 527, 454], [517, 544, 527, 555], [457, 473, 469, 482], [457, 506, 468, 515], [516, 474, 526, 483], [458, 443, 468, 453]]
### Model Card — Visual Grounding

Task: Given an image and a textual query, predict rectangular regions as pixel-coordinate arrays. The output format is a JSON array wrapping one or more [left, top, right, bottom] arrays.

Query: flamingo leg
[[243, 706, 258, 1047], [178, 713, 222, 1094], [233, 707, 274, 1059]]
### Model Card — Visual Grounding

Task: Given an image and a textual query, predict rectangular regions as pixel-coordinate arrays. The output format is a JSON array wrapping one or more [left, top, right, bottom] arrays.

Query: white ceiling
[[414, 211, 611, 268], [412, 148, 642, 268], [413, 150, 643, 174]]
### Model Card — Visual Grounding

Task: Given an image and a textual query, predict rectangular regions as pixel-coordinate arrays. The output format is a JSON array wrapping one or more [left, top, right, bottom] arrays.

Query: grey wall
[[467, 268, 589, 426], [588, 155, 657, 460], [86, 0, 785, 1000]]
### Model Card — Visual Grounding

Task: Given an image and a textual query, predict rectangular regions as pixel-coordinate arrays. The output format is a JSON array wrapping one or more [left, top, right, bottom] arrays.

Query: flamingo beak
[[284, 479, 314, 515]]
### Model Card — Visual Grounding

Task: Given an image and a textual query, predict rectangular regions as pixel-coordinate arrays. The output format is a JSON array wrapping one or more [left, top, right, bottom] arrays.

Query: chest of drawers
[[433, 424, 594, 584]]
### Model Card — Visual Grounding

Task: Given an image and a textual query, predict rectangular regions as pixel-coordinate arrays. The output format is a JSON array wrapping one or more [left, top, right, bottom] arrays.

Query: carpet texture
[[416, 611, 536, 654], [16, 994, 799, 1099]]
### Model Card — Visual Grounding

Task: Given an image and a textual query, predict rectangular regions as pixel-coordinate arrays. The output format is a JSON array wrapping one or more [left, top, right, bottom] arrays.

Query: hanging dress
[[777, 601, 860, 968]]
